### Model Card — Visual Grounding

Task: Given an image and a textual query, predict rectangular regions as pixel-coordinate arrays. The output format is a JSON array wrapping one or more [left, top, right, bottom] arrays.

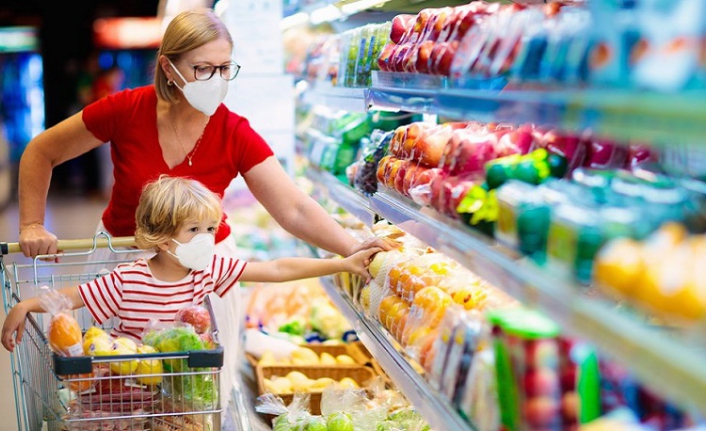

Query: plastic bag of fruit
[[38, 286, 83, 358], [255, 392, 314, 431]]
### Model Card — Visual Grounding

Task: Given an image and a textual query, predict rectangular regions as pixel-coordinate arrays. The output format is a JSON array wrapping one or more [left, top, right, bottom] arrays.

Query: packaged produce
[[174, 304, 211, 334], [458, 350, 500, 431], [40, 288, 83, 358], [488, 307, 562, 431], [439, 312, 485, 406]]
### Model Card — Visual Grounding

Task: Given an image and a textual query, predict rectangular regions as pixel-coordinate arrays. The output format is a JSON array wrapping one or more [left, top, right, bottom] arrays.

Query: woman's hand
[[343, 247, 383, 283], [19, 224, 59, 258], [2, 303, 29, 352], [348, 236, 400, 258]]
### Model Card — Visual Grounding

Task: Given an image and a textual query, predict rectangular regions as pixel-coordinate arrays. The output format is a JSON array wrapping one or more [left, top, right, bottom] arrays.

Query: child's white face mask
[[169, 233, 215, 270]]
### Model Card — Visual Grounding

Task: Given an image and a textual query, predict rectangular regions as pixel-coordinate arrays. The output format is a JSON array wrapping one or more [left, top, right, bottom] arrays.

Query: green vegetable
[[305, 416, 327, 431], [279, 318, 306, 336], [326, 412, 354, 431]]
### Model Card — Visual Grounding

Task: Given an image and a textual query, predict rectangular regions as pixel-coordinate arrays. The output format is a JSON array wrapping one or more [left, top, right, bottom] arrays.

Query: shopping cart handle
[[0, 236, 137, 255]]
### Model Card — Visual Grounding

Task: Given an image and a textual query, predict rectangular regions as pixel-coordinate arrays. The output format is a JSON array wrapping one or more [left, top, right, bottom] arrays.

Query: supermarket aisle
[[0, 196, 106, 431]]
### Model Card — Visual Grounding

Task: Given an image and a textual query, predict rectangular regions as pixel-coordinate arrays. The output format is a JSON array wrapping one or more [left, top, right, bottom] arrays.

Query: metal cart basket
[[1, 233, 224, 431]]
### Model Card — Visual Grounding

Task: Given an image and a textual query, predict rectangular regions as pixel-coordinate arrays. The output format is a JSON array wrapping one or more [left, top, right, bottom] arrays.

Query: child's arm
[[239, 247, 382, 284], [1, 286, 84, 352]]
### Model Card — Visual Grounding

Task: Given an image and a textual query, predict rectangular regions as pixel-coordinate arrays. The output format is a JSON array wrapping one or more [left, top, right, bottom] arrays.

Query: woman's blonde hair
[[135, 175, 223, 250], [155, 8, 234, 103]]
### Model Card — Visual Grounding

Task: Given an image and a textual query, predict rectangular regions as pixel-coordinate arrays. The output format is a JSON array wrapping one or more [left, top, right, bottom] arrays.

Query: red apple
[[497, 129, 535, 157], [583, 138, 628, 169], [523, 396, 561, 428], [523, 368, 560, 397], [414, 40, 435, 74], [391, 44, 412, 72], [450, 131, 499, 176], [394, 160, 414, 195], [390, 14, 415, 44], [409, 9, 435, 45], [444, 176, 478, 218], [175, 305, 211, 334], [413, 125, 453, 167], [432, 40, 459, 76], [377, 43, 397, 71], [542, 130, 586, 174], [408, 167, 442, 206], [402, 163, 421, 196]]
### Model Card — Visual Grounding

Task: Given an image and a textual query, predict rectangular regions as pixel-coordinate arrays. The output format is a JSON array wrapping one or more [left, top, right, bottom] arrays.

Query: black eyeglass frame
[[190, 62, 241, 81]]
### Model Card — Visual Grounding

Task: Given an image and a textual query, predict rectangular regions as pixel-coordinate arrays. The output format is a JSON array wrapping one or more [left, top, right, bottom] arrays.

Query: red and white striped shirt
[[77, 255, 246, 341]]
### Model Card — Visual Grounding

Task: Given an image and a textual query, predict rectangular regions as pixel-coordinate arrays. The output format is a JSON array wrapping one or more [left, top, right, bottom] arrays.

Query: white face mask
[[168, 59, 228, 116], [169, 233, 215, 271]]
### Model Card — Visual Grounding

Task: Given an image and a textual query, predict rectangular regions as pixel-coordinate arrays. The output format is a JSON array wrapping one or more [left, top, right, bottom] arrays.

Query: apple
[[413, 125, 452, 167], [377, 43, 397, 71], [583, 138, 628, 169], [402, 163, 420, 196], [541, 129, 586, 174], [497, 129, 535, 157], [391, 44, 412, 72], [376, 155, 393, 184], [394, 160, 413, 195], [624, 143, 655, 169], [525, 339, 559, 369], [445, 176, 478, 218], [523, 396, 561, 428], [409, 9, 435, 45], [175, 304, 211, 334], [414, 40, 435, 74], [385, 158, 405, 189], [450, 131, 499, 176], [426, 7, 453, 42], [408, 167, 442, 206], [390, 14, 415, 44], [523, 368, 560, 397], [402, 43, 419, 73]]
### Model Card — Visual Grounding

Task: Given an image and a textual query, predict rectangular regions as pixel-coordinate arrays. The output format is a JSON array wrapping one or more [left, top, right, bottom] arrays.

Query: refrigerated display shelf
[[306, 167, 706, 417], [318, 276, 475, 431], [303, 84, 368, 112], [310, 71, 706, 146]]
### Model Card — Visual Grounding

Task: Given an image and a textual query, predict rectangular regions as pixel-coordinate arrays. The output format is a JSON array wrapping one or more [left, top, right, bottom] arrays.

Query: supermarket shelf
[[367, 189, 706, 416], [319, 276, 475, 431], [306, 168, 377, 227], [303, 83, 368, 112], [366, 87, 438, 114], [307, 167, 706, 415], [363, 71, 706, 145]]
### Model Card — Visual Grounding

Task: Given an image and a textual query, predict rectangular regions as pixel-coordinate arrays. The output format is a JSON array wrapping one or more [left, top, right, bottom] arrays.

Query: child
[[1, 175, 381, 351]]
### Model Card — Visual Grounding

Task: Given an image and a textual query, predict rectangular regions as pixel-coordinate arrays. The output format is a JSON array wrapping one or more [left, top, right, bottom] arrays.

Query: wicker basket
[[246, 343, 369, 368], [256, 365, 378, 415]]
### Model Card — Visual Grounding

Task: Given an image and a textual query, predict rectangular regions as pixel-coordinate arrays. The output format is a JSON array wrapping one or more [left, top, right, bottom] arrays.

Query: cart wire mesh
[[1, 233, 223, 431]]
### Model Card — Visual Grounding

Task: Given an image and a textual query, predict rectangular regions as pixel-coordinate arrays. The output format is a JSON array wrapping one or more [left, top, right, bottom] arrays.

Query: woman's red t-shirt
[[82, 85, 274, 243]]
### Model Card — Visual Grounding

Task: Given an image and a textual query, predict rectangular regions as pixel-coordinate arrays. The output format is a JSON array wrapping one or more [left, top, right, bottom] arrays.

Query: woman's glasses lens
[[193, 63, 240, 81]]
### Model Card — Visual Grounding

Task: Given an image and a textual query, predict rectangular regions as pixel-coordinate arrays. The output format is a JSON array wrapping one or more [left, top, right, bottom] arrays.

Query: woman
[[16, 8, 391, 426]]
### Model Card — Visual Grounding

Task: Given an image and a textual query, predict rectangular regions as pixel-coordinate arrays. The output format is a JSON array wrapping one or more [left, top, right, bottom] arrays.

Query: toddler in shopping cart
[[1, 174, 381, 351]]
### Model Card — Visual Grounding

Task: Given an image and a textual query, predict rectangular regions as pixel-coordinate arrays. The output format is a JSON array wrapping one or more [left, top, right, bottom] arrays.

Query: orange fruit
[[49, 313, 83, 357]]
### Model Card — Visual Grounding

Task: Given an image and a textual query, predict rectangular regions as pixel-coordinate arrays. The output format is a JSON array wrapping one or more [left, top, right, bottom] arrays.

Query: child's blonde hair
[[134, 175, 223, 250]]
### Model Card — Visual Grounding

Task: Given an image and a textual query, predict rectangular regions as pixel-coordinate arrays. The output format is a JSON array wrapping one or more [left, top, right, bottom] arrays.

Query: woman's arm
[[1, 286, 85, 352], [238, 247, 380, 284], [18, 112, 105, 257], [243, 157, 393, 257]]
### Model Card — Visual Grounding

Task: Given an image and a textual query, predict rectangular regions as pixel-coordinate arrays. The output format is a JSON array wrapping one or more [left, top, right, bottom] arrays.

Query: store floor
[[0, 195, 271, 431]]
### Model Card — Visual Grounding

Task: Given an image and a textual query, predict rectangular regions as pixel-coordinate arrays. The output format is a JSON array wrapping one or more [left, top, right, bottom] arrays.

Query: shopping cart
[[1, 232, 224, 431]]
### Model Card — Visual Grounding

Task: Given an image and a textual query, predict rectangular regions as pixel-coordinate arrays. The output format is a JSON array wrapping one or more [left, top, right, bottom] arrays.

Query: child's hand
[[344, 247, 383, 283], [1, 304, 29, 352]]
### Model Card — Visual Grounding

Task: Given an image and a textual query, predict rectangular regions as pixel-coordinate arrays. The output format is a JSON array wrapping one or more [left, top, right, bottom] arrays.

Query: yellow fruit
[[109, 340, 139, 375], [137, 345, 157, 354], [291, 347, 319, 365], [113, 337, 138, 353], [258, 351, 277, 366], [335, 354, 356, 365], [264, 377, 293, 394], [135, 357, 163, 386], [310, 377, 336, 390], [368, 252, 386, 279], [319, 352, 337, 365], [83, 326, 108, 343], [338, 377, 359, 389], [593, 238, 644, 298], [84, 334, 113, 356], [285, 371, 312, 391]]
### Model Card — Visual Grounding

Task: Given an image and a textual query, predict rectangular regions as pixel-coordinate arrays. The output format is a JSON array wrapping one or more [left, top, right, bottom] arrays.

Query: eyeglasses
[[191, 62, 241, 81]]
